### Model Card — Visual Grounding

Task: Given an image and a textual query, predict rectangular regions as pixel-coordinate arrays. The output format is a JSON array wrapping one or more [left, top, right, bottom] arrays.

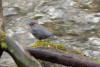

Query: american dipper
[[29, 22, 53, 40]]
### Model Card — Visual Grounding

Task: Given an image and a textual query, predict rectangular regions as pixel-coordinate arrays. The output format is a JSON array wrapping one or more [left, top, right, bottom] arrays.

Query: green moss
[[31, 41, 85, 56], [0, 31, 7, 49], [1, 42, 7, 49], [71, 49, 84, 56], [0, 31, 7, 42], [55, 64, 60, 67], [31, 40, 67, 51], [96, 61, 100, 64]]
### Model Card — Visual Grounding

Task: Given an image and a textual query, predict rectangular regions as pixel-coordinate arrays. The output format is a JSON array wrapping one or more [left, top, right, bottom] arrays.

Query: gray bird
[[29, 22, 53, 40]]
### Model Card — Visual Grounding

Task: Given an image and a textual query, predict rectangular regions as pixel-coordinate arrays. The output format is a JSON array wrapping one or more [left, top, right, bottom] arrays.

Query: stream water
[[0, 0, 100, 67]]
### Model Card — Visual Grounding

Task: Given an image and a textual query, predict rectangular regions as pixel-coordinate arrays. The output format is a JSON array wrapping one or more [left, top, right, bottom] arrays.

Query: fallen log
[[26, 48, 100, 67]]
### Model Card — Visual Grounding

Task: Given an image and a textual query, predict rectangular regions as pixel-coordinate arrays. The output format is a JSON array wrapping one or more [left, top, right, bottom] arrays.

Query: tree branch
[[26, 48, 100, 67], [0, 45, 4, 57], [5, 37, 41, 67], [0, 0, 4, 57]]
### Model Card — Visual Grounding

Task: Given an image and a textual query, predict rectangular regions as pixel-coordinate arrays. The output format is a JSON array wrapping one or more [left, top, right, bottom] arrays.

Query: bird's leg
[[37, 40, 40, 42], [43, 39, 50, 43], [41, 39, 45, 42], [37, 40, 41, 44]]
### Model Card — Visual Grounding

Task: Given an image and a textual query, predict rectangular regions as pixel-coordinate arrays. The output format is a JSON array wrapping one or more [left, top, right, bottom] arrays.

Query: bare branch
[[26, 48, 100, 67]]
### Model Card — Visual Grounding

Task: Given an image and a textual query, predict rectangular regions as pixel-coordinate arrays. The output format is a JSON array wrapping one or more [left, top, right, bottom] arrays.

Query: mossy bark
[[5, 37, 41, 67], [0, 0, 4, 57]]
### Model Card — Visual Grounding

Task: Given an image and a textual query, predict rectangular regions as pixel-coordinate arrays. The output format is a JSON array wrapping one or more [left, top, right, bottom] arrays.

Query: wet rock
[[88, 37, 100, 46], [3, 7, 20, 16], [0, 52, 16, 67], [3, 0, 41, 12]]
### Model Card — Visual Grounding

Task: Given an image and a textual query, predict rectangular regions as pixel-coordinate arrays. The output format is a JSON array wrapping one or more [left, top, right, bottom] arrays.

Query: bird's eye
[[30, 23, 33, 26], [29, 22, 36, 26]]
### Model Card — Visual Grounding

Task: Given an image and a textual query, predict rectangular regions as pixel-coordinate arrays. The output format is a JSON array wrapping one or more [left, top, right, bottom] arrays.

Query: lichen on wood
[[31, 41, 68, 51]]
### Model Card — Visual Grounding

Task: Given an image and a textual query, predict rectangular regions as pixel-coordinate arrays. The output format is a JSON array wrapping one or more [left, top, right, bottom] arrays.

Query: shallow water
[[1, 0, 100, 67]]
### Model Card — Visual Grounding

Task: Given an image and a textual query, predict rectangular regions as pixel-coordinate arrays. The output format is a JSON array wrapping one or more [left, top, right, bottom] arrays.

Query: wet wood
[[26, 48, 100, 67], [5, 37, 41, 67], [0, 45, 4, 57], [0, 0, 4, 57]]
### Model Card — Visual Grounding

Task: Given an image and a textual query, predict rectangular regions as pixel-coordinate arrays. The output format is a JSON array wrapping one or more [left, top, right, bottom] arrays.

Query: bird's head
[[29, 22, 36, 26]]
